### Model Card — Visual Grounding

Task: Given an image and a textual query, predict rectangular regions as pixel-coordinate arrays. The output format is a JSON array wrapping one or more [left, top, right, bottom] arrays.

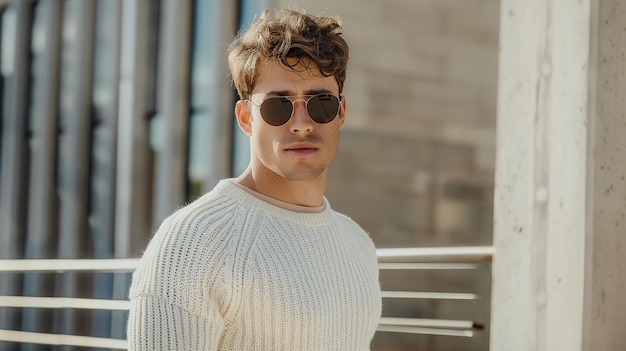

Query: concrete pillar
[[582, 1, 626, 349], [491, 1, 626, 350]]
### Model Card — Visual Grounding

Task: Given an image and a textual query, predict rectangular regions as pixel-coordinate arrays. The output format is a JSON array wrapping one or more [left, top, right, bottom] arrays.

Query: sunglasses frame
[[245, 93, 342, 126]]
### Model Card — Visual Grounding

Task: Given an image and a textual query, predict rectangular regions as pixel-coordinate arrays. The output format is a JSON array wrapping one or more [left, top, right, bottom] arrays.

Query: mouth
[[284, 143, 319, 156]]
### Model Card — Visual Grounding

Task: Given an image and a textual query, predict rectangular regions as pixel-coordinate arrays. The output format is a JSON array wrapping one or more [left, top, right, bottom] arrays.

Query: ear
[[235, 100, 252, 136], [338, 96, 347, 129]]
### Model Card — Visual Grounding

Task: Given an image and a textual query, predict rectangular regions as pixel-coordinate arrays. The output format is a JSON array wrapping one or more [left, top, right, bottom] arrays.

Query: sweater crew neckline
[[229, 180, 325, 213], [214, 179, 336, 227]]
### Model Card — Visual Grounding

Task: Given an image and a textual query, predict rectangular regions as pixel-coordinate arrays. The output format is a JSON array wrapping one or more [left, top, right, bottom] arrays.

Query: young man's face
[[238, 58, 346, 182]]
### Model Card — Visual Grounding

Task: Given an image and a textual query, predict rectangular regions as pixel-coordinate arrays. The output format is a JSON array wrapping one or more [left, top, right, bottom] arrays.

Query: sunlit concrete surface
[[491, 1, 626, 350]]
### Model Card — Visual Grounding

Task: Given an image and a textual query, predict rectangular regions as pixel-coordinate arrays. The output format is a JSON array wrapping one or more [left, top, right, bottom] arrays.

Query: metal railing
[[376, 245, 492, 339], [0, 246, 493, 349]]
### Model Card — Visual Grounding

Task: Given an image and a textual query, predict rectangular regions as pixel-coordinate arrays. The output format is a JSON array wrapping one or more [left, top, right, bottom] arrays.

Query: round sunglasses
[[246, 93, 341, 126]]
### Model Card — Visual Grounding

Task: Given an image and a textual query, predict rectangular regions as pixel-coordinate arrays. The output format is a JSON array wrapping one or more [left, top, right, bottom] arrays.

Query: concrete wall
[[585, 1, 626, 348], [491, 0, 626, 350], [273, 1, 500, 350]]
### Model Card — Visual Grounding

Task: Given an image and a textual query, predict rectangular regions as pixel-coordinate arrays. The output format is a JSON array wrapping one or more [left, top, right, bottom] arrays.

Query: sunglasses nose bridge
[[289, 96, 309, 109], [290, 99, 310, 119], [288, 99, 315, 131], [288, 97, 309, 114]]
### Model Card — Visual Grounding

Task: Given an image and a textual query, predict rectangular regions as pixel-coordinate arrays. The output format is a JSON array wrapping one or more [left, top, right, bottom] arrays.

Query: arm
[[126, 212, 231, 350], [127, 294, 224, 350]]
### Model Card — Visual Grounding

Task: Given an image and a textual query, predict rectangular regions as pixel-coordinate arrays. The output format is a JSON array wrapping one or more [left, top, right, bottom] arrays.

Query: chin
[[277, 167, 326, 181]]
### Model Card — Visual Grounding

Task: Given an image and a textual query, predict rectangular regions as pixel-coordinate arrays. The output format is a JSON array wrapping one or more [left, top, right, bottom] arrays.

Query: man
[[127, 8, 382, 350]]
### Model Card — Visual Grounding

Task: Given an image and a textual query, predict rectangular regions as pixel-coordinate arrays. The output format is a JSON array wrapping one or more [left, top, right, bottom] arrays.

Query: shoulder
[[332, 209, 367, 235], [129, 181, 246, 301], [331, 209, 377, 249], [148, 186, 240, 257]]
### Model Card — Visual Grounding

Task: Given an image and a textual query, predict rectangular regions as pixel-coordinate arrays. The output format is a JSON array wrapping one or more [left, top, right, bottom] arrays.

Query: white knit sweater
[[127, 179, 382, 350]]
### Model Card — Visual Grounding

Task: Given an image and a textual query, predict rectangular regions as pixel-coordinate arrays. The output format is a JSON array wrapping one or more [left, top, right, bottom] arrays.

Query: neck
[[234, 166, 327, 207]]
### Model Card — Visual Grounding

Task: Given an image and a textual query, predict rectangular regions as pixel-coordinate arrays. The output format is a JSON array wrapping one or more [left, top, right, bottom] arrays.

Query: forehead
[[252, 58, 338, 96]]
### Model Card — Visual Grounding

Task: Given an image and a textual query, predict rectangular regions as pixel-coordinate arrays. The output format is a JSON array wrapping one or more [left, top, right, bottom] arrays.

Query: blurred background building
[[0, 0, 499, 350]]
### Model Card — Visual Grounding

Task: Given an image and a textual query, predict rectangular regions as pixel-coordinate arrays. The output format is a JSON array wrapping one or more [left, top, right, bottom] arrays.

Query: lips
[[284, 143, 319, 156]]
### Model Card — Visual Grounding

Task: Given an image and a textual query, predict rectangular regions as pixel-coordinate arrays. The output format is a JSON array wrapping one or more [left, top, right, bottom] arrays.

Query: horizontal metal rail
[[0, 246, 494, 272], [0, 246, 494, 273], [0, 258, 139, 272], [376, 325, 475, 338], [381, 291, 479, 300], [380, 316, 483, 330], [0, 296, 130, 311], [0, 319, 481, 346], [378, 262, 478, 270], [0, 329, 127, 350], [0, 290, 476, 312], [0, 261, 478, 272], [377, 316, 483, 338], [376, 245, 494, 262], [0, 318, 480, 348]]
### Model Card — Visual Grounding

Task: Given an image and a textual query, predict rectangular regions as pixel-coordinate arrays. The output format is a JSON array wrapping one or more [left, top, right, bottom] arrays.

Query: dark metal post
[[90, 0, 122, 341], [0, 2, 32, 349], [54, 0, 96, 348], [111, 0, 157, 339], [21, 1, 63, 349], [152, 0, 192, 226]]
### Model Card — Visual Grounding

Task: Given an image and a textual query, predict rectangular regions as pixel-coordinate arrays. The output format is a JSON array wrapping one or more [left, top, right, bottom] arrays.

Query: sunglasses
[[246, 93, 341, 126]]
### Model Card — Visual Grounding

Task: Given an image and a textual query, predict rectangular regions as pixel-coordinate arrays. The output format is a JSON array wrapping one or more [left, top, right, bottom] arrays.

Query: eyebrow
[[265, 88, 334, 97]]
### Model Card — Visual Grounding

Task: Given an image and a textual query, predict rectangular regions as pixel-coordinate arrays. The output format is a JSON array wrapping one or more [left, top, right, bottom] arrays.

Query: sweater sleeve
[[127, 205, 233, 351], [127, 294, 224, 350]]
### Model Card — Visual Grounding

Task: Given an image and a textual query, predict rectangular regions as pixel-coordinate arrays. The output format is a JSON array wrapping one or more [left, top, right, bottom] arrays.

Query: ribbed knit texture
[[127, 179, 382, 350]]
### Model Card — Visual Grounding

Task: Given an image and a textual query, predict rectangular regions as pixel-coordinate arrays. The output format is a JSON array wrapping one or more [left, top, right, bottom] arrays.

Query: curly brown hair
[[227, 8, 349, 100]]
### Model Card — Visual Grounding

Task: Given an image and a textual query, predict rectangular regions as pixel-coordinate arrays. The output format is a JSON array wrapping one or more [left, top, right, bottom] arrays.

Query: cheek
[[251, 125, 280, 153], [325, 130, 341, 155]]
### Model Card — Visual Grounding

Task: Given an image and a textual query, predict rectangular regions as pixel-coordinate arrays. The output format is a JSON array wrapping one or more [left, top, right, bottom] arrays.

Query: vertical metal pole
[[152, 0, 192, 226], [188, 0, 237, 198], [21, 1, 62, 348], [112, 0, 155, 339], [231, 0, 270, 176], [0, 1, 32, 347], [90, 0, 122, 340], [54, 0, 96, 347]]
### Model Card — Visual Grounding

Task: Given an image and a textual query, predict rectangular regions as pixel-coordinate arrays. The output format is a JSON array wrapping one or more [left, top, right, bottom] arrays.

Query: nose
[[289, 100, 313, 133]]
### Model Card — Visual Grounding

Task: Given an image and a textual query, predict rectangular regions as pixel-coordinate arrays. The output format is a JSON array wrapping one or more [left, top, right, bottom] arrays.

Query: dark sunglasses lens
[[307, 94, 340, 123], [260, 97, 293, 126]]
